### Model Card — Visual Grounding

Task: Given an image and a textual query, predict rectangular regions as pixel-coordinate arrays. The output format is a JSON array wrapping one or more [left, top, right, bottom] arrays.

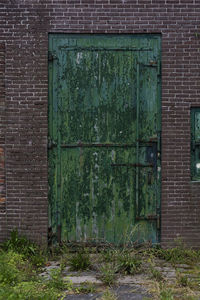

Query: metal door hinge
[[48, 51, 57, 62], [156, 208, 161, 230], [157, 215, 160, 230], [157, 59, 161, 76], [48, 139, 57, 149]]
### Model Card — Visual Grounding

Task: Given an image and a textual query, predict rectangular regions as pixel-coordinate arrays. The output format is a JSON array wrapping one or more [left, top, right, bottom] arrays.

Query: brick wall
[[1, 0, 200, 247], [0, 41, 6, 241]]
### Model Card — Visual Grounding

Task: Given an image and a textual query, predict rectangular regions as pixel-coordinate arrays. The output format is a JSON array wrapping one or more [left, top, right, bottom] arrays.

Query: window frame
[[191, 107, 200, 181]]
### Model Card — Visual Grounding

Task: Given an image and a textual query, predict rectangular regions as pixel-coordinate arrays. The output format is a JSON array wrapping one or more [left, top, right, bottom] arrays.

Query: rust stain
[[0, 197, 6, 203]]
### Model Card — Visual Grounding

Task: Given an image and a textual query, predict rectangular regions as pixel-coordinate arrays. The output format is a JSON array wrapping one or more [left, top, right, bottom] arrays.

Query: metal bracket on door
[[110, 163, 153, 168], [136, 214, 160, 230]]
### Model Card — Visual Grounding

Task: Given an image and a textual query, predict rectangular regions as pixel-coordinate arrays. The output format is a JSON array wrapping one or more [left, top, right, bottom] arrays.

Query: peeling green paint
[[48, 35, 161, 245]]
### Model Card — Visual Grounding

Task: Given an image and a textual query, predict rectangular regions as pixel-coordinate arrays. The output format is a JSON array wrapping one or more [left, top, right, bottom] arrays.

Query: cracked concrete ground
[[40, 261, 153, 299], [63, 285, 152, 300], [40, 258, 200, 299]]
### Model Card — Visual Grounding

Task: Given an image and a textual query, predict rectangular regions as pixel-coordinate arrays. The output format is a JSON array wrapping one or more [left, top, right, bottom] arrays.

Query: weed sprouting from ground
[[115, 250, 142, 275], [176, 271, 190, 287], [0, 230, 72, 300], [48, 267, 72, 291], [2, 229, 46, 267], [146, 251, 165, 282], [100, 289, 118, 300], [150, 266, 164, 282], [0, 281, 59, 300], [100, 248, 142, 275], [0, 249, 66, 300], [148, 239, 200, 266], [101, 249, 116, 263], [99, 264, 116, 286], [75, 282, 96, 294], [68, 250, 91, 271], [160, 287, 174, 300], [156, 247, 200, 265], [0, 250, 34, 285]]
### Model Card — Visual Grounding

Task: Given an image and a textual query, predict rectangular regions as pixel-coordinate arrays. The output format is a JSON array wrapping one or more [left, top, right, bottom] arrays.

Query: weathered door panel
[[60, 148, 136, 243], [59, 50, 136, 144], [48, 35, 161, 244], [136, 64, 159, 218]]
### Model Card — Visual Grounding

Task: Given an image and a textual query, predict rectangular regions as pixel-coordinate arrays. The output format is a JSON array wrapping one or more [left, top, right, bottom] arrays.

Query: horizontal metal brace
[[140, 62, 157, 68], [137, 138, 157, 143], [111, 163, 153, 168], [60, 46, 152, 52], [60, 141, 157, 148], [136, 215, 158, 221], [61, 143, 135, 148], [49, 141, 158, 150]]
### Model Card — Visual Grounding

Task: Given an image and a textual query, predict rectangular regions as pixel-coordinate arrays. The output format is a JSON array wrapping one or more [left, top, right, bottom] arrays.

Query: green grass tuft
[[68, 251, 91, 271]]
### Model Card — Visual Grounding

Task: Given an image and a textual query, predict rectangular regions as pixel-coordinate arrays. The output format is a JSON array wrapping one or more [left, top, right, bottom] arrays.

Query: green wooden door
[[48, 35, 161, 245]]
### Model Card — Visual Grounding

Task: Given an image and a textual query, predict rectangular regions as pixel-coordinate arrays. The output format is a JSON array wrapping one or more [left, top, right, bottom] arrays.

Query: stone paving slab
[[64, 293, 100, 299], [64, 285, 151, 300], [116, 275, 149, 285], [113, 285, 152, 300], [64, 275, 102, 285], [63, 273, 150, 286]]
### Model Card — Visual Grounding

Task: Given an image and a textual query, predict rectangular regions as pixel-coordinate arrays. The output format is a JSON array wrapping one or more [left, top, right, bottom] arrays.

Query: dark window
[[191, 108, 200, 180]]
